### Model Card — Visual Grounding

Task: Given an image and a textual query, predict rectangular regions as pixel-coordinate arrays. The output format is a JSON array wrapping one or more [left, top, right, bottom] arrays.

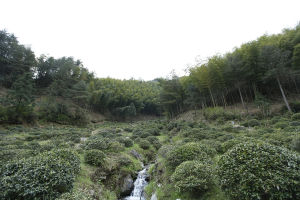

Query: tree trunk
[[252, 83, 257, 99], [292, 77, 299, 94], [238, 87, 245, 108], [208, 87, 216, 107], [277, 76, 292, 112], [222, 92, 227, 109]]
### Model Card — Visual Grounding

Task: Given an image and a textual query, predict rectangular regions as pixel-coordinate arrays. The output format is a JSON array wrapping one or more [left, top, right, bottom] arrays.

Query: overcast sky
[[0, 0, 299, 80]]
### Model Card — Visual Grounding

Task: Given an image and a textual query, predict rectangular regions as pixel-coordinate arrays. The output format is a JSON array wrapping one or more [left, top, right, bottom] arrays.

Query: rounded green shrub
[[123, 138, 133, 147], [146, 136, 159, 144], [218, 141, 300, 200], [84, 150, 106, 167], [270, 116, 281, 124], [290, 121, 300, 126], [220, 137, 255, 153], [291, 137, 300, 153], [0, 150, 80, 200], [291, 113, 300, 120], [241, 119, 260, 127], [166, 143, 215, 169], [139, 139, 151, 149], [108, 141, 124, 152], [274, 121, 289, 129], [203, 107, 238, 121], [117, 155, 133, 166], [171, 160, 215, 194], [146, 136, 161, 149], [148, 128, 160, 136], [84, 137, 110, 151], [124, 127, 133, 132], [140, 132, 151, 138], [47, 149, 81, 174]]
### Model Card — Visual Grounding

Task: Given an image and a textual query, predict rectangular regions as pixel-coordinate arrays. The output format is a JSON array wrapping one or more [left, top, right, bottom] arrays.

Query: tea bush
[[290, 121, 300, 126], [270, 116, 281, 124], [220, 137, 255, 153], [290, 101, 300, 113], [118, 137, 133, 147], [218, 141, 300, 200], [241, 119, 260, 127], [171, 160, 215, 194], [47, 149, 81, 174], [203, 107, 238, 121], [0, 150, 80, 199], [124, 127, 133, 132], [274, 121, 289, 129], [84, 149, 106, 166], [291, 137, 300, 153], [84, 137, 110, 151], [166, 143, 215, 170], [139, 139, 151, 149], [291, 113, 300, 120], [108, 141, 124, 152]]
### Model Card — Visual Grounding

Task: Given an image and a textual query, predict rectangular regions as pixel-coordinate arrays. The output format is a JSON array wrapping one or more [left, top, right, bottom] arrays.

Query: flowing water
[[123, 166, 148, 200]]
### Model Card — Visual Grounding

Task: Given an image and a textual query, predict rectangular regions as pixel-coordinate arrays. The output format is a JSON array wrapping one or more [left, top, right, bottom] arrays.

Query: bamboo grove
[[159, 24, 300, 117], [0, 30, 161, 123]]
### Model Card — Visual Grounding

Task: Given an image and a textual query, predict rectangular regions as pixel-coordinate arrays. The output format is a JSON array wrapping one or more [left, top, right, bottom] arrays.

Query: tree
[[6, 73, 35, 122], [35, 55, 56, 88], [260, 45, 292, 112], [292, 43, 300, 69], [0, 30, 36, 88], [159, 76, 185, 118], [224, 51, 248, 111]]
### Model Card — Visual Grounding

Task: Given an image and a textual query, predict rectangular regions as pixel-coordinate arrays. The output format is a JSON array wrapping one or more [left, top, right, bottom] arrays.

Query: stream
[[123, 165, 149, 200]]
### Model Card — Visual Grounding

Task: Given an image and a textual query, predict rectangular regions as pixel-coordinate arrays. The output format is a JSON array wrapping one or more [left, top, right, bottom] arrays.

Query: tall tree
[[0, 30, 36, 88], [260, 45, 292, 112]]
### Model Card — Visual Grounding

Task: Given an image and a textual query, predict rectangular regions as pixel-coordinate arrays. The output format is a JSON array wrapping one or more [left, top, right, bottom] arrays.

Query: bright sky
[[0, 0, 299, 80]]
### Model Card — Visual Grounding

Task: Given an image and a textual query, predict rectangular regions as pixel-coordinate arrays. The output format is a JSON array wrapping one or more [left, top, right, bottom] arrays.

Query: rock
[[89, 189, 95, 196], [120, 174, 134, 196], [145, 173, 150, 182], [130, 149, 142, 160], [151, 192, 157, 200]]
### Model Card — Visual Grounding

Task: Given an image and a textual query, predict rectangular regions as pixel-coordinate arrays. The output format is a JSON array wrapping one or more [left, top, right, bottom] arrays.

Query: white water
[[123, 166, 148, 200]]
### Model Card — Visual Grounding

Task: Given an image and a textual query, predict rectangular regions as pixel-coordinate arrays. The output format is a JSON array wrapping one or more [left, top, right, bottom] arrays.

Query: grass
[[75, 155, 96, 187]]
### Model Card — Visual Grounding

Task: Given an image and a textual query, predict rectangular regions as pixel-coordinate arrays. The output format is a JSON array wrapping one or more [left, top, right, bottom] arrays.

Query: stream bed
[[123, 165, 149, 200]]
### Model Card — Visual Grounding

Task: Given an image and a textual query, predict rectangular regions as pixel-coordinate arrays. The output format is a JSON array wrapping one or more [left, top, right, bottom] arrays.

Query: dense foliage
[[160, 24, 300, 117], [166, 142, 215, 169], [2, 24, 300, 123], [218, 141, 300, 200], [89, 78, 161, 117], [0, 30, 161, 124], [171, 160, 215, 194], [0, 149, 80, 200], [84, 150, 106, 167]]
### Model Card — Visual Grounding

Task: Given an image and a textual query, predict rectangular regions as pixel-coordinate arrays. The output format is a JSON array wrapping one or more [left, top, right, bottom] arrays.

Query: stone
[[150, 192, 157, 200], [120, 174, 134, 196], [130, 149, 142, 160]]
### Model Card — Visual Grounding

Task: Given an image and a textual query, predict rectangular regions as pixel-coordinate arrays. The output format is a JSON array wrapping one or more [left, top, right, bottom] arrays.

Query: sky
[[0, 0, 299, 80]]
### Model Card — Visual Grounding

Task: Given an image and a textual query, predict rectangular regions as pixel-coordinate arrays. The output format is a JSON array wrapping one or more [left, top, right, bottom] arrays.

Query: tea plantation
[[0, 107, 299, 200]]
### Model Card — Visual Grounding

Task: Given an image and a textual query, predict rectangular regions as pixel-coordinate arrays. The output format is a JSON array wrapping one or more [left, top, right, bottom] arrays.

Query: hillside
[[0, 106, 299, 200], [1, 23, 300, 200]]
